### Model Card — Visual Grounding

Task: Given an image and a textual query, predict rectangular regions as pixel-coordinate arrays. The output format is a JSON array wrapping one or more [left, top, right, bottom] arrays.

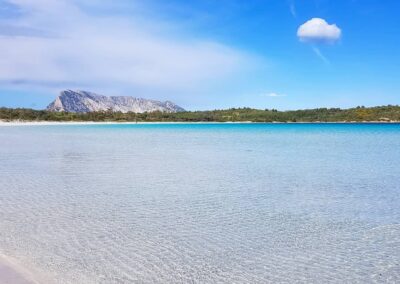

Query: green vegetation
[[1, 105, 400, 122]]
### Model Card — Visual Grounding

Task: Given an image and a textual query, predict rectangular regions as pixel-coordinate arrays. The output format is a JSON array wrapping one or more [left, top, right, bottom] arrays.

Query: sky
[[0, 0, 399, 110]]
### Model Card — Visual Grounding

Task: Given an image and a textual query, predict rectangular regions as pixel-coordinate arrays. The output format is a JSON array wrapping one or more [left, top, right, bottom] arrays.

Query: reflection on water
[[0, 124, 400, 283]]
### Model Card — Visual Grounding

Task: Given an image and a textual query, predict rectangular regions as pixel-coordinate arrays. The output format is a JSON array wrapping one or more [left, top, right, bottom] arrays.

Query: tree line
[[1, 105, 400, 122]]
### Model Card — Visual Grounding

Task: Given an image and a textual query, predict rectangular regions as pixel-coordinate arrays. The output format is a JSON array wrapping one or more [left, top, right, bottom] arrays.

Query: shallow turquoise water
[[0, 123, 399, 283]]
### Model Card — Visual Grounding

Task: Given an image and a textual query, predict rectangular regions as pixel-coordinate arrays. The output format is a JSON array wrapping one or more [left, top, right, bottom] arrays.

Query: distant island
[[47, 90, 185, 113], [1, 90, 399, 123]]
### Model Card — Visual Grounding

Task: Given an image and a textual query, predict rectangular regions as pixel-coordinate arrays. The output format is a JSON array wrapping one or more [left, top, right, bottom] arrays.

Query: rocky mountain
[[47, 90, 185, 113]]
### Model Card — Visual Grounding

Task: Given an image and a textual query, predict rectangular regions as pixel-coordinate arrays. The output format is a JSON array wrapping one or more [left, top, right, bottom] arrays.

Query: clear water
[[0, 123, 399, 283]]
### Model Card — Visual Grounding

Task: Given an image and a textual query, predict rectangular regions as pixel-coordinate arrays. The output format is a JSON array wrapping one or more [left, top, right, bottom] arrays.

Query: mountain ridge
[[47, 90, 185, 113]]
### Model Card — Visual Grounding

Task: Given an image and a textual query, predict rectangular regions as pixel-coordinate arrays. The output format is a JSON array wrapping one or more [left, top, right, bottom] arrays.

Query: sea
[[0, 123, 399, 283]]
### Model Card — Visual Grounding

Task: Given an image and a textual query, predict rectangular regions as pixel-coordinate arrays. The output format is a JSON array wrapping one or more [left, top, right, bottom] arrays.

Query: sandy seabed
[[0, 255, 38, 284]]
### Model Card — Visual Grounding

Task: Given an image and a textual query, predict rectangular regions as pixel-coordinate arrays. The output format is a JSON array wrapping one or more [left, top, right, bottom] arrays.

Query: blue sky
[[0, 0, 399, 110]]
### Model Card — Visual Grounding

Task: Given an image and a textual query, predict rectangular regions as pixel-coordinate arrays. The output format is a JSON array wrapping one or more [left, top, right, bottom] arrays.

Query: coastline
[[0, 120, 399, 126], [0, 254, 38, 284]]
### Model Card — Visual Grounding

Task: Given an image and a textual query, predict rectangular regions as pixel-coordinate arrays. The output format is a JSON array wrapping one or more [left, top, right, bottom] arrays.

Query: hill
[[47, 90, 185, 113]]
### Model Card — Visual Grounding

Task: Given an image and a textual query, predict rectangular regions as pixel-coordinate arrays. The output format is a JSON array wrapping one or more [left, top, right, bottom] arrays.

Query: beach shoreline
[[0, 120, 399, 126]]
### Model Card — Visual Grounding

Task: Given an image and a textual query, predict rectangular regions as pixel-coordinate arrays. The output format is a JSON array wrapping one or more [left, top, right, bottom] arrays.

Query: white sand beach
[[0, 120, 254, 126], [0, 120, 398, 127], [0, 120, 137, 126]]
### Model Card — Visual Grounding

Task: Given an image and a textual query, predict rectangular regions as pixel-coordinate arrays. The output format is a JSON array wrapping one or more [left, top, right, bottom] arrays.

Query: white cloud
[[262, 92, 286, 97], [0, 0, 252, 94], [297, 18, 341, 43]]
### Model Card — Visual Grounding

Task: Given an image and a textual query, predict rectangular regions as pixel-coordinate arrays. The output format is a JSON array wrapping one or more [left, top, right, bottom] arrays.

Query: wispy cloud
[[312, 47, 330, 65], [288, 0, 297, 18], [0, 0, 253, 95], [262, 92, 287, 97]]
